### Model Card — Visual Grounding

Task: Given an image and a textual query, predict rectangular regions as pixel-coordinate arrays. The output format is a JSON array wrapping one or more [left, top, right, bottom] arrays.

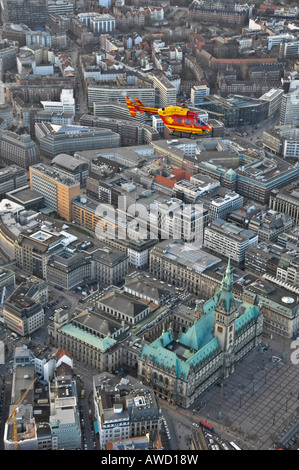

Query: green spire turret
[[217, 256, 235, 313]]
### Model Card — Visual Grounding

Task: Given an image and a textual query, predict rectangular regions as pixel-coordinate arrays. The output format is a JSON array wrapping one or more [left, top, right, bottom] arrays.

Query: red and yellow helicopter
[[126, 96, 212, 136]]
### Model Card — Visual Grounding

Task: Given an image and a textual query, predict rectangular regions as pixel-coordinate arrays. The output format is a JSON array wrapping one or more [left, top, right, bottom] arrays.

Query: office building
[[49, 366, 81, 450], [3, 284, 44, 336], [87, 82, 155, 109], [71, 194, 136, 241], [93, 373, 161, 450], [280, 41, 299, 59], [80, 114, 159, 146], [46, 250, 92, 291], [260, 88, 284, 117], [90, 14, 115, 33], [149, 240, 224, 299], [242, 278, 299, 339], [245, 243, 283, 276], [0, 131, 39, 170], [0, 166, 27, 197], [47, 0, 74, 16], [91, 245, 129, 287], [5, 186, 44, 211], [25, 30, 52, 48], [35, 122, 120, 159], [148, 197, 204, 243], [248, 210, 292, 243], [0, 40, 17, 72], [152, 74, 177, 108], [263, 125, 299, 158], [29, 163, 80, 221], [0, 0, 49, 29], [14, 229, 64, 278], [204, 219, 258, 264], [280, 90, 299, 125], [41, 89, 75, 116], [200, 94, 269, 128], [190, 85, 210, 105], [269, 181, 299, 226], [51, 153, 88, 187], [196, 151, 299, 204]]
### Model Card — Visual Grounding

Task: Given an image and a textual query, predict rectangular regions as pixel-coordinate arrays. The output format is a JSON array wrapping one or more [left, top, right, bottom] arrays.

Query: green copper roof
[[140, 312, 220, 380], [216, 256, 236, 313], [61, 323, 117, 352], [235, 303, 259, 333], [179, 310, 215, 351], [140, 258, 260, 379]]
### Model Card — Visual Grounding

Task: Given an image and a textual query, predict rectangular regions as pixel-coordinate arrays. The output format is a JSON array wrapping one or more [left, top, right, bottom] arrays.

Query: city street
[[225, 113, 280, 148]]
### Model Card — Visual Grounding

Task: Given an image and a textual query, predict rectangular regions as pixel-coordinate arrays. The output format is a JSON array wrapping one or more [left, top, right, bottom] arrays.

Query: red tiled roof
[[56, 348, 71, 360], [210, 57, 277, 64]]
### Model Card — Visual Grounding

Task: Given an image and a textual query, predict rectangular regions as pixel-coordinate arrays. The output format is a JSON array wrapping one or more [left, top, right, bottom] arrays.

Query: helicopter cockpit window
[[185, 119, 191, 125]]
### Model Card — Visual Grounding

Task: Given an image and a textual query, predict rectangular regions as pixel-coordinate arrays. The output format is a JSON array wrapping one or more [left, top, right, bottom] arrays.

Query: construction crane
[[6, 377, 37, 450]]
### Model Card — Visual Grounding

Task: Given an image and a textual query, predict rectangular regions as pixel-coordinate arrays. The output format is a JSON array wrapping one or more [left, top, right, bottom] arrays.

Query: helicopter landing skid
[[170, 130, 199, 139]]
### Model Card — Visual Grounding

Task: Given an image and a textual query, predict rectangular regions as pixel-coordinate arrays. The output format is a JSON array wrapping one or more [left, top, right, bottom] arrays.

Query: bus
[[199, 420, 214, 433], [230, 441, 241, 450], [54, 285, 64, 291]]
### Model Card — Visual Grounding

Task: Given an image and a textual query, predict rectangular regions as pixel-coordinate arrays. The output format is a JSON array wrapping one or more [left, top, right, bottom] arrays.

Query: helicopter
[[125, 96, 212, 136]]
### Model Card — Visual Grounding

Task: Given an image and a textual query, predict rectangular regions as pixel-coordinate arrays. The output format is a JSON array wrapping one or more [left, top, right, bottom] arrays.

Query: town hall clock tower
[[213, 257, 237, 378]]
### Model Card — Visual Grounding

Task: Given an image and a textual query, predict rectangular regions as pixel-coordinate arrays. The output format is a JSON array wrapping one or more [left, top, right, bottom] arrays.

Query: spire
[[216, 256, 235, 313]]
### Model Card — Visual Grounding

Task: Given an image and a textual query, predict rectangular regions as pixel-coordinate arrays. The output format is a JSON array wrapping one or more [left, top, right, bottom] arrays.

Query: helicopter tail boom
[[126, 97, 158, 116], [125, 97, 138, 117]]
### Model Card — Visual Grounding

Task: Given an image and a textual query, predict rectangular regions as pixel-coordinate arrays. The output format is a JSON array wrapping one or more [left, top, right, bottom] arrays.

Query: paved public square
[[187, 333, 299, 450]]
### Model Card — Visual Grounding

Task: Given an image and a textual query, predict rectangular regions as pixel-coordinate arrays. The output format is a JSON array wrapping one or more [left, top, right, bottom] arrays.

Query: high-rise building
[[47, 0, 74, 16], [0, 131, 39, 169], [90, 14, 115, 34], [29, 163, 81, 221], [14, 229, 65, 278], [41, 89, 75, 115], [204, 219, 258, 264], [3, 283, 44, 336], [0, 39, 17, 72], [35, 122, 120, 159], [0, 0, 49, 29], [260, 88, 284, 117], [0, 166, 27, 197], [152, 74, 177, 108], [87, 83, 156, 109], [190, 85, 210, 105], [51, 153, 88, 186], [280, 90, 299, 125]]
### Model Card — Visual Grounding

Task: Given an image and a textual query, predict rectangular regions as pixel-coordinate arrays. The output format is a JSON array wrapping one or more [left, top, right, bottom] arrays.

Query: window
[[217, 326, 223, 333]]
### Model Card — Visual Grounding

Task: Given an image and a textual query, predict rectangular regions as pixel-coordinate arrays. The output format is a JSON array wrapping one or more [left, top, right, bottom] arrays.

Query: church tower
[[213, 257, 237, 378]]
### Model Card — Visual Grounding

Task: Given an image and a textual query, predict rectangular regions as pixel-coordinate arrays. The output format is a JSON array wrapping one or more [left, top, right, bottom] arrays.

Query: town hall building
[[138, 258, 263, 408]]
